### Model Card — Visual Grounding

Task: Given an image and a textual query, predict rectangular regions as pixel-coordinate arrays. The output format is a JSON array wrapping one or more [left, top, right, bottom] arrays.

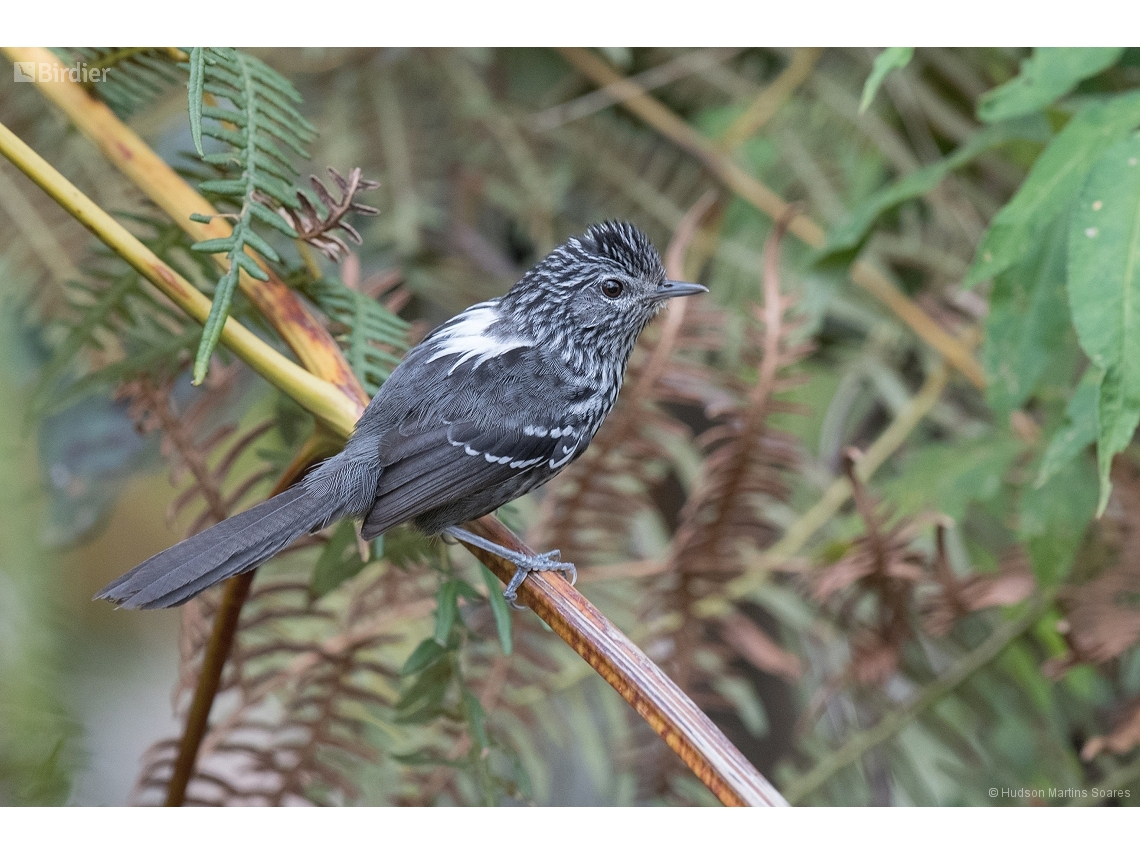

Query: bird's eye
[[600, 279, 624, 299]]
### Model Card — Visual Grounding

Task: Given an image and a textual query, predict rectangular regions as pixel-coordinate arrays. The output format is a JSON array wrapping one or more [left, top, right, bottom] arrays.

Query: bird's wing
[[360, 417, 584, 538]]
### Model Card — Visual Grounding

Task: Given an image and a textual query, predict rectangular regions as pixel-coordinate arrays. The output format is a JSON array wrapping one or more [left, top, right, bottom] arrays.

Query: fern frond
[[53, 48, 185, 118], [185, 47, 317, 384], [297, 276, 410, 396], [34, 218, 201, 414], [280, 168, 381, 262]]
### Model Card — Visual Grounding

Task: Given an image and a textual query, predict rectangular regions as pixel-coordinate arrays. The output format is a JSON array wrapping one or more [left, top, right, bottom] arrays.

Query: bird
[[95, 221, 707, 610]]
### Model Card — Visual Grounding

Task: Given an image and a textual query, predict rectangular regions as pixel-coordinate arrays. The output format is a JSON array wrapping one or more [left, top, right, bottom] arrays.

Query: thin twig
[[533, 48, 746, 131]]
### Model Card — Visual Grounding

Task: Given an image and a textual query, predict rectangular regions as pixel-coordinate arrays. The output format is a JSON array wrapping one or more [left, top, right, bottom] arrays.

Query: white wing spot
[[1086, 227, 1099, 239], [1092, 200, 1103, 211], [426, 303, 532, 375], [550, 440, 580, 469]]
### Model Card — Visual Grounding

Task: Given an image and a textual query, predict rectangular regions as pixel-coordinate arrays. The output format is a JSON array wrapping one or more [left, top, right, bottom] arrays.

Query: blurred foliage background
[[3, 46, 1140, 806]]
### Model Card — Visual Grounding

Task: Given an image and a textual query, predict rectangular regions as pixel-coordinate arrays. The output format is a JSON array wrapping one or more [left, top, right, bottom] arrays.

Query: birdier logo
[[13, 60, 107, 84]]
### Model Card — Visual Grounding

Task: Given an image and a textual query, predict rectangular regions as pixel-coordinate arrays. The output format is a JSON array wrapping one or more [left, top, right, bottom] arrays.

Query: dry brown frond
[[277, 167, 380, 262]]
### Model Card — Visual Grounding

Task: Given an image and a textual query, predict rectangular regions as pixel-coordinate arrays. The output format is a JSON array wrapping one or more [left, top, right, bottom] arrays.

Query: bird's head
[[501, 221, 706, 362]]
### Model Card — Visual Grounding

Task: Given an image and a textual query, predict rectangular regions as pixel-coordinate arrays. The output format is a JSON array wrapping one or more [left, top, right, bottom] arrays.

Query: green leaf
[[298, 277, 409, 395], [233, 249, 268, 280], [967, 92, 1140, 286], [1019, 454, 1097, 585], [395, 656, 452, 720], [309, 519, 367, 599], [859, 48, 913, 113], [983, 213, 1071, 417], [192, 266, 239, 384], [1067, 133, 1140, 513], [819, 116, 1050, 265], [480, 564, 513, 655], [462, 689, 489, 751], [1036, 366, 1101, 488], [978, 48, 1124, 123], [434, 579, 460, 646], [401, 638, 447, 676], [189, 237, 235, 255], [880, 433, 1020, 521]]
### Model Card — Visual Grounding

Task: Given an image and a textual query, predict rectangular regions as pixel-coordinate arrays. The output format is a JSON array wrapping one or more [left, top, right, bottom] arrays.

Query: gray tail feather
[[95, 484, 337, 609]]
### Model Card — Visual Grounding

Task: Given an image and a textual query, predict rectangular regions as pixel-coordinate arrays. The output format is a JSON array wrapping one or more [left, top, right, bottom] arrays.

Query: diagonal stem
[[164, 432, 334, 805]]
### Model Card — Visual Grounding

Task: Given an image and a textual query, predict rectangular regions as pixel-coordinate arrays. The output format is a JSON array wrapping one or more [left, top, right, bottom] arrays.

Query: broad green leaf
[[395, 656, 452, 720], [309, 518, 367, 599], [1067, 133, 1140, 513], [461, 688, 489, 750], [859, 48, 914, 113], [983, 213, 1070, 417], [1019, 454, 1097, 585], [819, 115, 1050, 265], [978, 48, 1124, 123], [967, 92, 1140, 286], [480, 564, 513, 655], [1036, 366, 1101, 488], [880, 434, 1020, 521]]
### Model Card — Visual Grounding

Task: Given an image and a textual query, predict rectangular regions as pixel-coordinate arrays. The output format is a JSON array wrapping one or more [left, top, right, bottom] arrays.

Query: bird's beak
[[654, 279, 708, 300]]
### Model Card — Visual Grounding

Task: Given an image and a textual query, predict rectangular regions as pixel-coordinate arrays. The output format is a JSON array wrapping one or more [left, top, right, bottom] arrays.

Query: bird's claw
[[502, 550, 578, 608]]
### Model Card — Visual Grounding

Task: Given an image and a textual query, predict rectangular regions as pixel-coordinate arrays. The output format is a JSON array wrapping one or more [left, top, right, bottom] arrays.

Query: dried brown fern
[[276, 167, 381, 263], [657, 214, 807, 704], [621, 213, 808, 801]]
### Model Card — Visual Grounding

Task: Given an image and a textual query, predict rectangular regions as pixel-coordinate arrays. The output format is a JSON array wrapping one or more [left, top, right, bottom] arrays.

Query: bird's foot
[[502, 550, 577, 609], [441, 526, 577, 609]]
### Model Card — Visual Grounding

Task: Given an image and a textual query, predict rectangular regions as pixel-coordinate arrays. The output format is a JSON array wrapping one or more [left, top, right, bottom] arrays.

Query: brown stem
[[164, 571, 254, 805], [163, 432, 338, 805], [464, 517, 786, 806]]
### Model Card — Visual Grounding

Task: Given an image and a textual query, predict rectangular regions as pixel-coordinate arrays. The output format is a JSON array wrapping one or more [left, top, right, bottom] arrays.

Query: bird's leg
[[442, 525, 577, 607]]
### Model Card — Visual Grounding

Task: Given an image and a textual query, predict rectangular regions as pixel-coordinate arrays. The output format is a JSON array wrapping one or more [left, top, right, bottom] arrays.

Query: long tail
[[95, 483, 340, 609]]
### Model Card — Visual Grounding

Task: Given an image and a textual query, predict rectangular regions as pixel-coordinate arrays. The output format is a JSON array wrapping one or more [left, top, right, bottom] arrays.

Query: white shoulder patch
[[425, 303, 532, 375]]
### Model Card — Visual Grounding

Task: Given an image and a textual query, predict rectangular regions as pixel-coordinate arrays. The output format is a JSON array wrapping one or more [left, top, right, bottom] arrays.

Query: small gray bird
[[96, 222, 706, 609]]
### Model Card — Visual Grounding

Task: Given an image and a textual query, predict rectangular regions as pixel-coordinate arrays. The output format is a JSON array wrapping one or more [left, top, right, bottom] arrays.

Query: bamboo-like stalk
[[2, 46, 368, 406], [0, 120, 361, 437], [0, 113, 785, 805], [555, 47, 986, 390]]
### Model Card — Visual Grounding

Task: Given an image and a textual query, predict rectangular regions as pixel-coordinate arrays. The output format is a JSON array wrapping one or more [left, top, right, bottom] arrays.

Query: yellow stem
[[0, 119, 359, 438], [2, 46, 368, 405]]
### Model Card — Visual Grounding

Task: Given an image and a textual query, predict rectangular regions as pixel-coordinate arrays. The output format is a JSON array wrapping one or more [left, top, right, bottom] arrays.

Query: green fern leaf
[[298, 277, 409, 395], [185, 48, 318, 383]]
